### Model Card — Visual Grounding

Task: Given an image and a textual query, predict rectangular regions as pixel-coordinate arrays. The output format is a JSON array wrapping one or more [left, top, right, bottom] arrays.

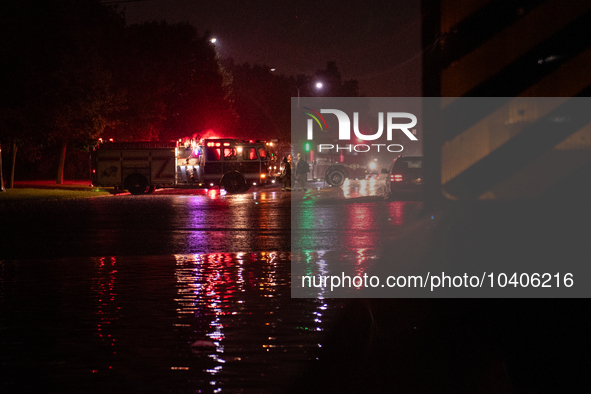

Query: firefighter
[[295, 153, 310, 191], [288, 154, 294, 189], [281, 157, 291, 191]]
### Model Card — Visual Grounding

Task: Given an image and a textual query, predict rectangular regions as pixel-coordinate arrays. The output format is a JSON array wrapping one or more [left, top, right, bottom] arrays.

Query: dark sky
[[122, 0, 422, 97]]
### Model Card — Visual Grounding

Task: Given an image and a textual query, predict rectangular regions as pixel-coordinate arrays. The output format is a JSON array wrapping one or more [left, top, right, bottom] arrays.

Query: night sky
[[122, 0, 422, 97]]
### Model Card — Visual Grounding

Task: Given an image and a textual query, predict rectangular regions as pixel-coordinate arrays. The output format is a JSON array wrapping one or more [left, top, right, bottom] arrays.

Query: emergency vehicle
[[309, 149, 377, 186], [91, 138, 276, 194]]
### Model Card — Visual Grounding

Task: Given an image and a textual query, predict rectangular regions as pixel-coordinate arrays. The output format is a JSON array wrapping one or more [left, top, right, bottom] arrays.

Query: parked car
[[383, 156, 423, 200]]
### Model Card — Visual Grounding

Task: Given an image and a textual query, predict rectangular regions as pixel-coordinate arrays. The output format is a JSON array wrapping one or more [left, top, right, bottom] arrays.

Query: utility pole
[[0, 143, 4, 191]]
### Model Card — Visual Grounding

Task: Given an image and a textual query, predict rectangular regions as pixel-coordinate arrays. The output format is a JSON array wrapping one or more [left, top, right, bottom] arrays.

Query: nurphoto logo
[[302, 108, 418, 153]]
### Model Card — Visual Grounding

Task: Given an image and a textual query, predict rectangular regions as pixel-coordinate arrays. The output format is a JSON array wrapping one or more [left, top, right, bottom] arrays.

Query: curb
[[11, 181, 115, 194]]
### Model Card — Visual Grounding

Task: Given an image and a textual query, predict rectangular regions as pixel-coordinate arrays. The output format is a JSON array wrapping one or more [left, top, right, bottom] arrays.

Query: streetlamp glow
[[297, 81, 324, 107], [210, 38, 217, 43]]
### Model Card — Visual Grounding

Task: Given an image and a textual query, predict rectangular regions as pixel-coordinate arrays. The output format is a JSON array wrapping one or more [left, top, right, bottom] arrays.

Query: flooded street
[[1, 180, 423, 393], [1, 253, 342, 393], [3, 181, 591, 392]]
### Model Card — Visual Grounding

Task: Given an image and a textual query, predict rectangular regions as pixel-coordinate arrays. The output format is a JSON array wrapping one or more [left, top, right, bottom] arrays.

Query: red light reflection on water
[[293, 197, 424, 295], [388, 200, 406, 225], [344, 204, 379, 258], [207, 188, 227, 199], [172, 252, 325, 390], [91, 257, 120, 359], [0, 253, 341, 392]]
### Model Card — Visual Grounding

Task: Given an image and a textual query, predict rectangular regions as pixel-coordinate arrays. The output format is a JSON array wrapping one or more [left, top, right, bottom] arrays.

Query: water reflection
[[292, 192, 423, 296], [0, 253, 342, 393], [171, 252, 337, 392], [92, 256, 121, 368], [207, 188, 226, 199], [342, 178, 384, 198], [293, 196, 422, 254], [292, 249, 380, 297]]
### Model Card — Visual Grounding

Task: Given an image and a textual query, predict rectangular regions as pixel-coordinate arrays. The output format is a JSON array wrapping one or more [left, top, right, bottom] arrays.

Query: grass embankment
[[0, 188, 111, 202]]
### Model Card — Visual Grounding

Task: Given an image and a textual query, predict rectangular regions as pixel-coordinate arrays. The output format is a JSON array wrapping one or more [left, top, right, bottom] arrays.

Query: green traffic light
[[304, 142, 310, 152]]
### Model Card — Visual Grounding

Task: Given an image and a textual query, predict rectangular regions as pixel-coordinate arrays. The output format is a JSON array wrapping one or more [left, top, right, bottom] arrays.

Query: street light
[[297, 81, 323, 108]]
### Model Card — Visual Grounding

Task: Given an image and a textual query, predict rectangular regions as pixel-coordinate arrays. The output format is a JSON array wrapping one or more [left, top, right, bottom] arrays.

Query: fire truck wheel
[[326, 169, 346, 187], [223, 173, 247, 194], [125, 174, 149, 195]]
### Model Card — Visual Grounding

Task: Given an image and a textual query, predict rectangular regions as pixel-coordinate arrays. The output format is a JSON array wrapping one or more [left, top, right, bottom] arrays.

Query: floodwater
[[0, 252, 345, 393], [0, 180, 427, 393], [3, 182, 591, 392]]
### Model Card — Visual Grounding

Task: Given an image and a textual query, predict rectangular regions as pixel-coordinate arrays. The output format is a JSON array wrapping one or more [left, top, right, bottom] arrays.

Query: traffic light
[[304, 142, 311, 152]]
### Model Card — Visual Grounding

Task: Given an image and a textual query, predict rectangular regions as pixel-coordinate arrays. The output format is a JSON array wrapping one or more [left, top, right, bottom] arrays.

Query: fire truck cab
[[178, 138, 276, 193]]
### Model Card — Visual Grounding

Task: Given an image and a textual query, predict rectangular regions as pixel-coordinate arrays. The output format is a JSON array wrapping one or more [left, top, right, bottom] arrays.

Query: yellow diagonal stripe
[[441, 97, 569, 185], [479, 123, 591, 200], [442, 45, 591, 186], [442, 0, 591, 97]]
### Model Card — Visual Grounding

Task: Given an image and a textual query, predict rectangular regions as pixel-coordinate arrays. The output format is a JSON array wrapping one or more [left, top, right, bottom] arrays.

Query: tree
[[107, 22, 236, 143], [161, 29, 236, 142], [0, 0, 125, 184], [0, 108, 40, 188], [226, 60, 359, 146], [0, 1, 45, 187], [226, 62, 294, 142], [42, 1, 124, 184], [315, 61, 360, 97]]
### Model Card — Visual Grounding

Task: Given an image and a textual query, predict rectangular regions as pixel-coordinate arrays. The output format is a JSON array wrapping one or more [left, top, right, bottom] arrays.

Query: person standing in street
[[295, 153, 309, 191], [281, 157, 291, 191], [288, 154, 295, 189]]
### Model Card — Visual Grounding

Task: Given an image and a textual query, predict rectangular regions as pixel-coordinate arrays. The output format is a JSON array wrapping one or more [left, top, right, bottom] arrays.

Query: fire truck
[[91, 139, 277, 194]]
